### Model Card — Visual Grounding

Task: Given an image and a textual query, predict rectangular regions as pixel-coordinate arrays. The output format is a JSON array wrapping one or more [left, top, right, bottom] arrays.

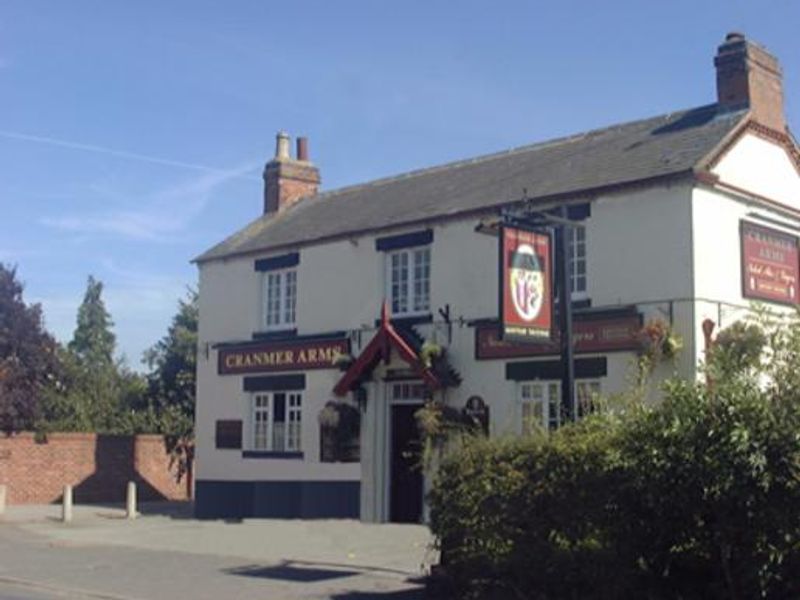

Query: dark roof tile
[[196, 104, 746, 262]]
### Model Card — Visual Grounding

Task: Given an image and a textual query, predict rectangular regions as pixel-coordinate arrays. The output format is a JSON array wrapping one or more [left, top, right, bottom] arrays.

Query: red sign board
[[500, 226, 553, 341], [741, 221, 800, 305], [218, 338, 350, 375], [476, 314, 641, 360]]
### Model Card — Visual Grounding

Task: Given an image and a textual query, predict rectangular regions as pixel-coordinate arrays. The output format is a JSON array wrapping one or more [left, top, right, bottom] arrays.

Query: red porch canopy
[[333, 303, 443, 396]]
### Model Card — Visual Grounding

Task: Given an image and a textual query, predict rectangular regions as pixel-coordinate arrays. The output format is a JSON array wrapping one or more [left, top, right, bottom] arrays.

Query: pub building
[[193, 34, 800, 522]]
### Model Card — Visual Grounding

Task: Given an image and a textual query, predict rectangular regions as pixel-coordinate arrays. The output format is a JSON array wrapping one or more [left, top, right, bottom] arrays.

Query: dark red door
[[390, 404, 423, 523]]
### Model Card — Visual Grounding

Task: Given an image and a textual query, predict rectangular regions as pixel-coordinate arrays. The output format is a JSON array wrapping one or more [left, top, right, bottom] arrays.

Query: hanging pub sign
[[741, 221, 800, 305], [500, 225, 553, 341], [218, 337, 350, 375]]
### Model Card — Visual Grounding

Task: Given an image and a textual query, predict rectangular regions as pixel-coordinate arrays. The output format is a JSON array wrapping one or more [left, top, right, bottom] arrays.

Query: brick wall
[[0, 432, 191, 505]]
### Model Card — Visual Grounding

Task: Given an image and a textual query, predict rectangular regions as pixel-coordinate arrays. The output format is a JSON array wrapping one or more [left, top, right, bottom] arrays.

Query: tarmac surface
[[0, 502, 435, 599]]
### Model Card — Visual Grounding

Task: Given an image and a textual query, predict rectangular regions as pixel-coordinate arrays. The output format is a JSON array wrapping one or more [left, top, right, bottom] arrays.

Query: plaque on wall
[[463, 395, 489, 434]]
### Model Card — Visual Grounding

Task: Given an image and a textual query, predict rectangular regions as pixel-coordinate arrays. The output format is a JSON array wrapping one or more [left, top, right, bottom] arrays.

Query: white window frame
[[262, 267, 297, 331], [568, 225, 588, 300], [519, 380, 562, 433], [518, 379, 601, 433], [250, 391, 303, 452], [386, 246, 431, 317]]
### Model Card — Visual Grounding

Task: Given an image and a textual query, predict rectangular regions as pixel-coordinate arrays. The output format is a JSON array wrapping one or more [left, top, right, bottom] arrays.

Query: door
[[389, 403, 424, 523]]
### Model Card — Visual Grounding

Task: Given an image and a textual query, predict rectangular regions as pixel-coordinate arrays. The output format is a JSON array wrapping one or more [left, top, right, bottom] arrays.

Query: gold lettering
[[225, 355, 236, 369], [308, 348, 319, 362], [297, 350, 307, 363]]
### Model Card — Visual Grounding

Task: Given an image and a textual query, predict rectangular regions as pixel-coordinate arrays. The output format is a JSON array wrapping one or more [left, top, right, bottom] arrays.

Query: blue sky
[[1, 1, 798, 368]]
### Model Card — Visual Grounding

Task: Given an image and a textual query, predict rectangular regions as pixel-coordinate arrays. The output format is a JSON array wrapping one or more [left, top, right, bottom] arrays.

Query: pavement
[[0, 502, 436, 599]]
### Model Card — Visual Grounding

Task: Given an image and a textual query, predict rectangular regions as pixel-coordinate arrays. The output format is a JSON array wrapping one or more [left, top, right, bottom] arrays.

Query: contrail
[[0, 129, 262, 180]]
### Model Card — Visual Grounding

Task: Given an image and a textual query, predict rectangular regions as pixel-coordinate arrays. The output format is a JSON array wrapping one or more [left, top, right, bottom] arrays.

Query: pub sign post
[[497, 205, 578, 425]]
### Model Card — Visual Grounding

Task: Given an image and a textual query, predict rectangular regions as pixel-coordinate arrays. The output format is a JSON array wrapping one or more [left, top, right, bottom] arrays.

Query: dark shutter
[[215, 420, 243, 449]]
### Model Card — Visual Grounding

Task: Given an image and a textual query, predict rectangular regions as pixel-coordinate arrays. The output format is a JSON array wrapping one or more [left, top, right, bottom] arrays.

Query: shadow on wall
[[68, 435, 172, 504]]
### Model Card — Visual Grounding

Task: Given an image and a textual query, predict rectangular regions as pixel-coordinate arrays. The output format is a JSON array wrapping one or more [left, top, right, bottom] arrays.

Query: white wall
[[691, 184, 800, 370], [196, 180, 709, 489], [711, 133, 800, 210]]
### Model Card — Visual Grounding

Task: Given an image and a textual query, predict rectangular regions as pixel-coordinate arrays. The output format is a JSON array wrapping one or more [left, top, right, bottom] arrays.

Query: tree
[[144, 289, 198, 484], [144, 288, 198, 434], [55, 275, 129, 432], [0, 264, 60, 432], [68, 275, 115, 367]]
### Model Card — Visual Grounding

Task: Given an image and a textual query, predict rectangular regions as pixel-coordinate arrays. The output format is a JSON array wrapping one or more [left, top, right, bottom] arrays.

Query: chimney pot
[[726, 31, 745, 43], [263, 131, 320, 215], [297, 137, 309, 162], [275, 131, 291, 160]]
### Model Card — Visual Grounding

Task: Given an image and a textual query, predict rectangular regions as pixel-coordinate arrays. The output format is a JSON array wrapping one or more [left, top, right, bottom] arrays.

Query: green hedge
[[430, 319, 800, 599]]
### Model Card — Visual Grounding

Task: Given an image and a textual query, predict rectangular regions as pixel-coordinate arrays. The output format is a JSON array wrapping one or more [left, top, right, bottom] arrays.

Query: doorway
[[387, 382, 426, 523]]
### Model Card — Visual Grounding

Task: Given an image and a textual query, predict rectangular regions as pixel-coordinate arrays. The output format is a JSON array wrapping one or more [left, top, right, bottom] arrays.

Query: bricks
[[262, 132, 321, 214], [0, 432, 190, 505]]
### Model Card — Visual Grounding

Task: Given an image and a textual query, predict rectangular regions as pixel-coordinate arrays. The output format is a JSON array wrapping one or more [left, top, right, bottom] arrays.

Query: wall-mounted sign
[[741, 221, 800, 305], [500, 226, 553, 341], [476, 314, 641, 360], [218, 338, 350, 375], [463, 396, 489, 434]]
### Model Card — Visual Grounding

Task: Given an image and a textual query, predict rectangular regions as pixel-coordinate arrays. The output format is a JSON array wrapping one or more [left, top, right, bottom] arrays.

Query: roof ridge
[[303, 103, 721, 204]]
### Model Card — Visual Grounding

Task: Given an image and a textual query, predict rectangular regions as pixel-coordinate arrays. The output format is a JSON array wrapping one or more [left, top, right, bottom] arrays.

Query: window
[[520, 381, 562, 432], [569, 226, 587, 298], [251, 391, 303, 452], [388, 247, 430, 316], [576, 380, 601, 417], [519, 379, 601, 432], [263, 269, 297, 330], [391, 382, 427, 401]]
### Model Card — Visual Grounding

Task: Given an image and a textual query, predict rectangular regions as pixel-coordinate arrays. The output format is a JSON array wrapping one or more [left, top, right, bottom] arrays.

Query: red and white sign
[[476, 314, 641, 360], [741, 221, 800, 305], [500, 226, 553, 341]]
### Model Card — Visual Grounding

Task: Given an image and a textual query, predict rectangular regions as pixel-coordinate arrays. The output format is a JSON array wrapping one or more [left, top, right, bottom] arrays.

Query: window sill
[[374, 313, 433, 327], [252, 328, 298, 341], [242, 451, 304, 460]]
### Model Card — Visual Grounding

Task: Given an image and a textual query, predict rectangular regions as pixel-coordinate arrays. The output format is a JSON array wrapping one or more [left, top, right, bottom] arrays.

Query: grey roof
[[197, 104, 746, 262]]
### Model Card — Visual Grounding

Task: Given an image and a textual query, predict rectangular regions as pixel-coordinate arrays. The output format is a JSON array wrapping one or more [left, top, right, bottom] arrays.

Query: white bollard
[[62, 485, 73, 523], [0, 484, 6, 516], [126, 481, 137, 520]]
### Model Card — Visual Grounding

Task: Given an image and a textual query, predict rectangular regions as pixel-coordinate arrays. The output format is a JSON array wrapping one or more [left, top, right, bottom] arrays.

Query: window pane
[[391, 253, 408, 314], [266, 273, 282, 327], [284, 271, 297, 325], [547, 384, 560, 430], [413, 248, 430, 312], [287, 393, 302, 451], [253, 395, 270, 450]]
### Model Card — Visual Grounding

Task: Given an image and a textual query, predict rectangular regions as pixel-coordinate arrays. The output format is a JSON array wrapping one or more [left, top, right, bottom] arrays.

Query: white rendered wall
[[711, 133, 800, 210], [196, 181, 704, 494], [691, 185, 800, 371]]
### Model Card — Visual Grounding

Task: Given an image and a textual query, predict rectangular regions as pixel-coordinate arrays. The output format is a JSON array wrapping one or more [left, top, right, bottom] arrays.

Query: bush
[[429, 316, 800, 599]]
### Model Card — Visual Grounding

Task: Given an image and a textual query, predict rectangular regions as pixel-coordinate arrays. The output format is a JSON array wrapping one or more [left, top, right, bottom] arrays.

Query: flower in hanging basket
[[638, 318, 683, 362], [331, 351, 354, 371], [420, 340, 443, 368], [318, 402, 341, 428]]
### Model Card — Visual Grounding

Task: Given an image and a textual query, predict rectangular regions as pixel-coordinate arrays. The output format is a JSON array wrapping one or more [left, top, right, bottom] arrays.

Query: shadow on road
[[329, 589, 425, 599], [224, 562, 359, 582]]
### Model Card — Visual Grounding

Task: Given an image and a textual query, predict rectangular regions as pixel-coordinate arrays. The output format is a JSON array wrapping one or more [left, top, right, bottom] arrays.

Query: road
[[0, 504, 431, 600]]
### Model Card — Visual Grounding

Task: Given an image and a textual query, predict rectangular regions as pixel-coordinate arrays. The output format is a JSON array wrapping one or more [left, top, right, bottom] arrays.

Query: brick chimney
[[263, 132, 321, 214], [714, 32, 786, 132]]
